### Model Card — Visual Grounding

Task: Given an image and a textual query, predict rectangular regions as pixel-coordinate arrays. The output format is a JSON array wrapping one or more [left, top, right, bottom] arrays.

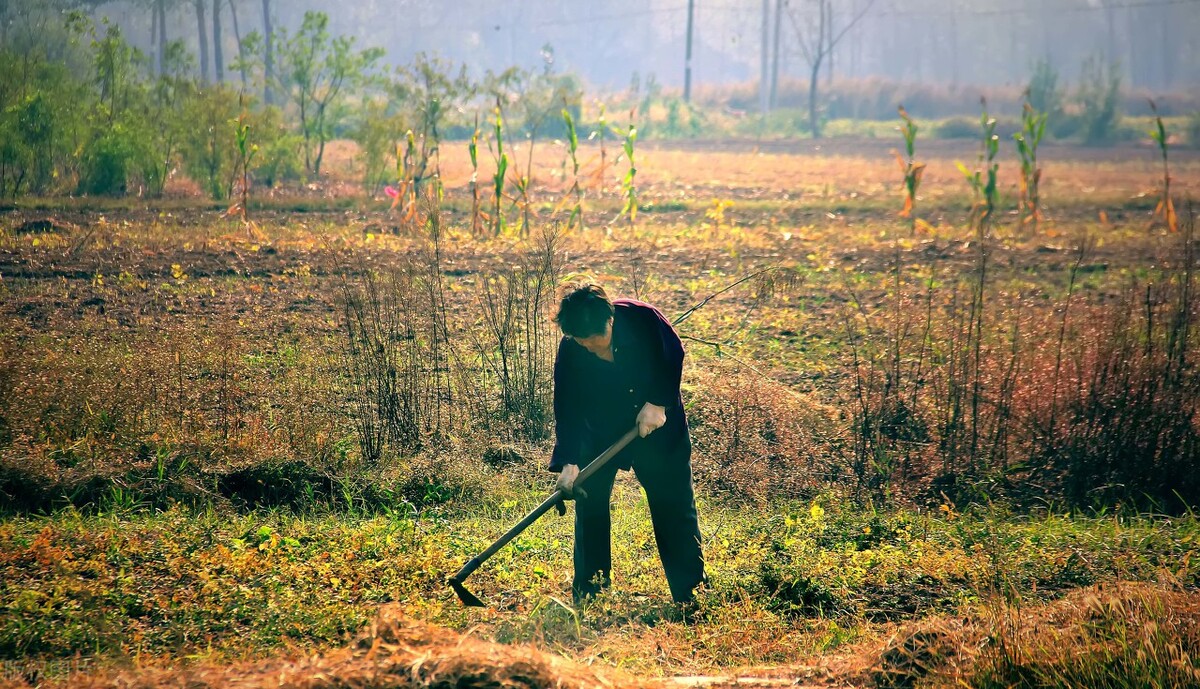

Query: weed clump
[[215, 459, 333, 510], [758, 559, 843, 618], [392, 452, 488, 509], [872, 583, 1200, 688], [971, 584, 1200, 689], [688, 364, 845, 504]]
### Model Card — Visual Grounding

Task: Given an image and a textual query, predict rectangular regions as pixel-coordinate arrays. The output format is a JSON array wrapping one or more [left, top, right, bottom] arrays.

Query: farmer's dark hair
[[555, 282, 614, 338]]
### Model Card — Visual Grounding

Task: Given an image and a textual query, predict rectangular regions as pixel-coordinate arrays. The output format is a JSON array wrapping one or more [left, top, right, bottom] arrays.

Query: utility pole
[[684, 0, 695, 102], [760, 0, 769, 117], [769, 0, 783, 108], [262, 0, 273, 105]]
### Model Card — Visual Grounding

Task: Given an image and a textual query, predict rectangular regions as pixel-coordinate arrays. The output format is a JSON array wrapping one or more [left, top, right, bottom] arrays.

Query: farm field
[[2, 138, 1200, 688]]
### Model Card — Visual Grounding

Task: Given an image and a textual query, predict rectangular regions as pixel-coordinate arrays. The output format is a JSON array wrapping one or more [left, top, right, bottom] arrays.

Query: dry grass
[[12, 582, 1193, 688], [3, 141, 1199, 689], [871, 582, 1200, 688], [688, 362, 845, 503], [0, 606, 652, 689]]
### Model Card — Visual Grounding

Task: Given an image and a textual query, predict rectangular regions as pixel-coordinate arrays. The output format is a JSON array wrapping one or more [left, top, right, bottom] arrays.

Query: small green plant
[[1148, 99, 1178, 233], [1026, 59, 1063, 119], [250, 106, 303, 188], [894, 105, 926, 236], [468, 115, 485, 236], [951, 98, 1001, 473], [560, 106, 584, 231], [490, 101, 508, 237], [180, 86, 240, 200], [388, 130, 420, 225], [617, 111, 638, 226], [1077, 55, 1121, 146], [956, 98, 1001, 234], [79, 125, 141, 196], [1014, 96, 1048, 231], [225, 104, 259, 238], [353, 98, 398, 197], [511, 145, 533, 237], [705, 199, 733, 227]]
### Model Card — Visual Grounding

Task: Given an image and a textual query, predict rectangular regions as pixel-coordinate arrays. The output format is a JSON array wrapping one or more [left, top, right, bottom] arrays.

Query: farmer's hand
[[637, 402, 667, 438], [556, 464, 588, 500]]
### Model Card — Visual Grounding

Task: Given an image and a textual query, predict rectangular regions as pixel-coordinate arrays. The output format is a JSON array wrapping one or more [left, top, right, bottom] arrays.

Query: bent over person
[[549, 282, 706, 606]]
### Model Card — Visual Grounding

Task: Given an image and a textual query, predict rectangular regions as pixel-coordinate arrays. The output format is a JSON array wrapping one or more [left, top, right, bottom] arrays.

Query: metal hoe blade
[[449, 578, 485, 607]]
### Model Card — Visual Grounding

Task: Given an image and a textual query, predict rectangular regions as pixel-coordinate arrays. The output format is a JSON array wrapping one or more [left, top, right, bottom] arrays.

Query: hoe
[[449, 426, 640, 607]]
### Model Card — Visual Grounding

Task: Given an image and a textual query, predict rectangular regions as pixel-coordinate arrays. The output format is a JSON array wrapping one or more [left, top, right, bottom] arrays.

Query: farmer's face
[[573, 319, 613, 358]]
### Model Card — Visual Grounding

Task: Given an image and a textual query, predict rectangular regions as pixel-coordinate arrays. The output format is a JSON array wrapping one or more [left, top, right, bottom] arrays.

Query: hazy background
[[14, 0, 1198, 96]]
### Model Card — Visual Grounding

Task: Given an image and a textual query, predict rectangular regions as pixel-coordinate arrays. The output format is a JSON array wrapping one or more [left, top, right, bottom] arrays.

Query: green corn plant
[[225, 103, 259, 240], [894, 105, 926, 236], [956, 98, 1001, 236], [618, 111, 638, 226], [512, 153, 532, 237], [1149, 99, 1178, 233], [389, 131, 419, 225], [1014, 95, 1048, 232], [468, 115, 485, 237], [491, 100, 509, 237], [560, 106, 584, 231]]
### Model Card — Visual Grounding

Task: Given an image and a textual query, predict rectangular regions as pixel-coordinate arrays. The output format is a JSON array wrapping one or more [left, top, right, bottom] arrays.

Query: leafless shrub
[[468, 223, 563, 441], [1017, 220, 1198, 510]]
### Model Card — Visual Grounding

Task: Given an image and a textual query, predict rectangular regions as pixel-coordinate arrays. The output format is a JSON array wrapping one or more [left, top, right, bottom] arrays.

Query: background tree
[[786, 0, 875, 138], [271, 11, 382, 175], [395, 54, 475, 192]]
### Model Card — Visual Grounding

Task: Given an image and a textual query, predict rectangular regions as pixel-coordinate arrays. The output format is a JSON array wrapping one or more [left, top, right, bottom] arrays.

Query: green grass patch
[[2, 492, 1196, 676]]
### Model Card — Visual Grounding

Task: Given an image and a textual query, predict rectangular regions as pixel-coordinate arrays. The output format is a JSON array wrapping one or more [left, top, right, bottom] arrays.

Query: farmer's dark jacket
[[549, 299, 689, 472]]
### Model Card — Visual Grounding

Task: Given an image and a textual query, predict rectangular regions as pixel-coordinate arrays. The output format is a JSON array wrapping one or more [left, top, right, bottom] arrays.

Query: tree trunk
[[195, 0, 209, 83], [151, 0, 158, 68], [212, 0, 224, 83], [315, 104, 327, 175], [300, 99, 310, 172], [229, 0, 248, 86], [158, 0, 168, 73], [262, 0, 274, 105], [769, 0, 782, 108], [759, 0, 769, 117], [949, 8, 959, 85], [809, 57, 822, 139], [849, 0, 862, 79], [823, 0, 833, 87], [683, 0, 694, 102]]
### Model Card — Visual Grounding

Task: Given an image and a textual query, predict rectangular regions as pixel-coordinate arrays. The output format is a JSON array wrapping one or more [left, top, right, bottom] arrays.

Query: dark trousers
[[572, 441, 705, 603]]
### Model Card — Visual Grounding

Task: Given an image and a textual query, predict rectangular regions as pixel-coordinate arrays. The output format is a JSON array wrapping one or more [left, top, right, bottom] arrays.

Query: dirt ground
[[2, 140, 1198, 689]]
